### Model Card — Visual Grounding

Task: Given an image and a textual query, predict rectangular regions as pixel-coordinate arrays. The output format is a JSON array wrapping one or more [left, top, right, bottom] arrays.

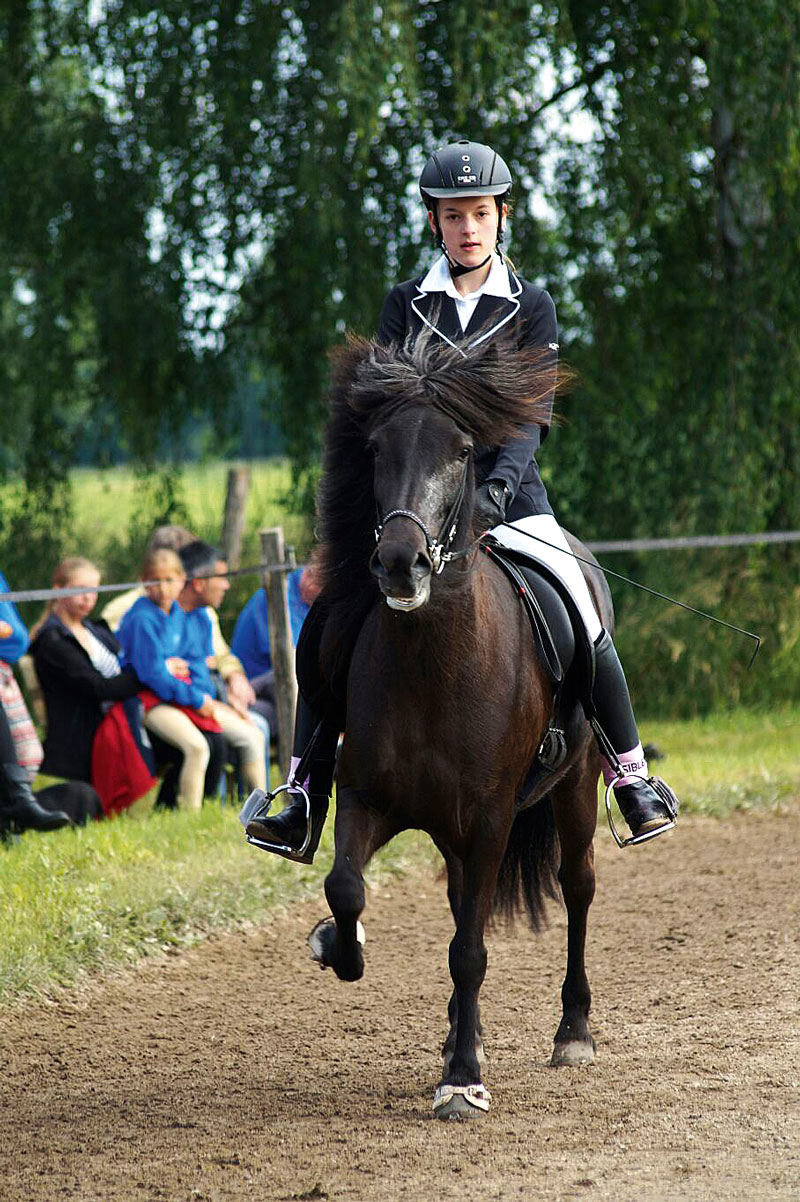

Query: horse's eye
[[458, 446, 471, 461]]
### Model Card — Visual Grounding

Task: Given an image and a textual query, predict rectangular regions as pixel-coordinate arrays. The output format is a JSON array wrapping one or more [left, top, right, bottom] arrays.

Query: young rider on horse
[[246, 138, 679, 861]]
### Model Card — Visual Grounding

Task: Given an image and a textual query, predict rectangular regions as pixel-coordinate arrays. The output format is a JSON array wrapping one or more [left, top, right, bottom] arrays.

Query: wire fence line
[[0, 560, 297, 606], [1, 531, 797, 606], [586, 530, 800, 553]]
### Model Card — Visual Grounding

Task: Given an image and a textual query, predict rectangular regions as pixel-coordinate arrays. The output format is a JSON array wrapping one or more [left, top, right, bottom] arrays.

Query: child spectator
[[118, 548, 225, 810], [103, 524, 255, 717]]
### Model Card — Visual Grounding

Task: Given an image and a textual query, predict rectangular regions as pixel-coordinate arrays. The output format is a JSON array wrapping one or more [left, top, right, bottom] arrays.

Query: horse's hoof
[[550, 1040, 595, 1067], [432, 1083, 491, 1120], [307, 916, 365, 969]]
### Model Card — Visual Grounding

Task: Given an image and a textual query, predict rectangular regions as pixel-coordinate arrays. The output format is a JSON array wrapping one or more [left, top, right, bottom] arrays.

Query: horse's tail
[[492, 796, 560, 930]]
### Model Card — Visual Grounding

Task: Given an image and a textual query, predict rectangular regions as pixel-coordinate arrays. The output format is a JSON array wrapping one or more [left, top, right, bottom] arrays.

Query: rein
[[374, 456, 481, 574]]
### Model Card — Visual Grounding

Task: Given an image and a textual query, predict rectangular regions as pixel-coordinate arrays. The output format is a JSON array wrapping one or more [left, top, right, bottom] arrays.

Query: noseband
[[374, 457, 474, 575]]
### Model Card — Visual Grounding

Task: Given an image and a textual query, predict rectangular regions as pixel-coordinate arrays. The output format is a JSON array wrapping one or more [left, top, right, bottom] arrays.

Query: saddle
[[480, 538, 598, 806]]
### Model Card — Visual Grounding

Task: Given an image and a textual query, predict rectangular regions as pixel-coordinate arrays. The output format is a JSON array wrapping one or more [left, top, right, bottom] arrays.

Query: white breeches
[[491, 513, 604, 642], [143, 706, 210, 811]]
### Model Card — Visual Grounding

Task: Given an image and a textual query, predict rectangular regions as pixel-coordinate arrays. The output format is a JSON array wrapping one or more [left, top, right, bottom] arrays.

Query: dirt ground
[[1, 804, 798, 1202]]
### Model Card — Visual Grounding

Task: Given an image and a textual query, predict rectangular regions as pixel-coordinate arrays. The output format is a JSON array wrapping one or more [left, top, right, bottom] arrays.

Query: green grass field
[[71, 460, 306, 548], [1, 706, 797, 1005], [69, 459, 312, 596]]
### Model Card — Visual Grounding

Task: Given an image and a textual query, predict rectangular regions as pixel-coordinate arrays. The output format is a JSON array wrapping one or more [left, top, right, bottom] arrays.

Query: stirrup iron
[[239, 783, 312, 859], [604, 775, 677, 848]]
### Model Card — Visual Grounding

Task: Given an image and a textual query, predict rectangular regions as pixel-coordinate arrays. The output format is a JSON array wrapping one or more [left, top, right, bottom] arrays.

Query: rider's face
[[429, 195, 507, 269]]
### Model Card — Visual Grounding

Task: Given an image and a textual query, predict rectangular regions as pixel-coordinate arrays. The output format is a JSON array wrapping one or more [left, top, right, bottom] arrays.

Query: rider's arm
[[488, 287, 558, 502], [377, 286, 407, 347]]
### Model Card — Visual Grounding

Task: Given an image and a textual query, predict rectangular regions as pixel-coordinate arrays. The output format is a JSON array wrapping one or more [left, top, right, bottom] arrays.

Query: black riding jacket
[[377, 262, 558, 518]]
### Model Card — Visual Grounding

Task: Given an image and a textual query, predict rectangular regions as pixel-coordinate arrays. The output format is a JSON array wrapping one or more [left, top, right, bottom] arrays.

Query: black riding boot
[[591, 630, 678, 842], [245, 694, 338, 864], [1, 762, 72, 839], [246, 790, 331, 865]]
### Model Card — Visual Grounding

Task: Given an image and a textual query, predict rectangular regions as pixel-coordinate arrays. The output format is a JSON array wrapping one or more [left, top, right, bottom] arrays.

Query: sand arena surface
[[1, 805, 798, 1201]]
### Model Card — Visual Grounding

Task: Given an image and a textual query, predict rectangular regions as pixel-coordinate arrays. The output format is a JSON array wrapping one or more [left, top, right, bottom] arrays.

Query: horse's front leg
[[549, 761, 597, 1066], [435, 844, 484, 1078], [309, 788, 396, 983], [434, 840, 504, 1120]]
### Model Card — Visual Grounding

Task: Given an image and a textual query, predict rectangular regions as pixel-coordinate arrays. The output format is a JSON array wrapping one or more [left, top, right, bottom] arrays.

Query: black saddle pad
[[481, 538, 595, 691]]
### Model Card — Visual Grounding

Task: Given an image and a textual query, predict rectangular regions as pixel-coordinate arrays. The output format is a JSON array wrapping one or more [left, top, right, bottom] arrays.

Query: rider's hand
[[474, 479, 510, 531], [197, 694, 215, 717]]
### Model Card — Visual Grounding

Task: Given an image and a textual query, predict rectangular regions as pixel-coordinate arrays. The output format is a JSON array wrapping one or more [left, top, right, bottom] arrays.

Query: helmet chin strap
[[442, 244, 492, 279]]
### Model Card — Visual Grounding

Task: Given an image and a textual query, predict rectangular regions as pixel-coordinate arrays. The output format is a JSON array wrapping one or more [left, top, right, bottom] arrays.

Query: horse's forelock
[[334, 329, 555, 446], [317, 329, 558, 605]]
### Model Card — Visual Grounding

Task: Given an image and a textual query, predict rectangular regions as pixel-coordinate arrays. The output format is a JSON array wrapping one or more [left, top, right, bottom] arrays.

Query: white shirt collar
[[419, 253, 513, 302]]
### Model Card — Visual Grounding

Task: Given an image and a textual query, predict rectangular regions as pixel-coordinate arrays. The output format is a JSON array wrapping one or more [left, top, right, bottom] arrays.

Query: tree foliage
[[546, 0, 800, 539], [1, 0, 798, 572]]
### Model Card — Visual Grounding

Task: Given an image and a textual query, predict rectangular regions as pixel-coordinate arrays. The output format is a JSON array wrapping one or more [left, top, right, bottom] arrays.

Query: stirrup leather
[[238, 783, 312, 859]]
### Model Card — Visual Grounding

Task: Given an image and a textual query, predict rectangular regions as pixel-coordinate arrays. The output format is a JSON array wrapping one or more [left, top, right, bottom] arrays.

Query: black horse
[[304, 333, 610, 1118]]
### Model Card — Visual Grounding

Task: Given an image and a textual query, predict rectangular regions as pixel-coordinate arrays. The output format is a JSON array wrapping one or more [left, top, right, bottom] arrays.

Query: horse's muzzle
[[370, 540, 432, 611]]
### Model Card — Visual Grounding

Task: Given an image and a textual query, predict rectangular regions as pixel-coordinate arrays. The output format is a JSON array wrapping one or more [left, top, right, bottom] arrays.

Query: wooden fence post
[[221, 465, 251, 570], [259, 527, 297, 778]]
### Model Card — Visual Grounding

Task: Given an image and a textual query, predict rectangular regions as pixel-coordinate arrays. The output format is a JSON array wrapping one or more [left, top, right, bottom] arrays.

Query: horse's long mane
[[316, 328, 558, 606]]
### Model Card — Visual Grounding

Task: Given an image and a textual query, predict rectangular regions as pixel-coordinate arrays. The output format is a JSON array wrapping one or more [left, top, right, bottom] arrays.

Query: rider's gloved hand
[[474, 479, 510, 531]]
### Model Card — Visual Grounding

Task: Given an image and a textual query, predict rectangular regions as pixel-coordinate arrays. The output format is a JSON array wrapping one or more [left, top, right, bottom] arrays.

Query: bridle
[[373, 455, 480, 575]]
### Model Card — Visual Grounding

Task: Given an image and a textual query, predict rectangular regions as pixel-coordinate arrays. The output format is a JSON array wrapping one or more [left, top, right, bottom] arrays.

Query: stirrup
[[238, 783, 312, 859], [604, 775, 677, 848]]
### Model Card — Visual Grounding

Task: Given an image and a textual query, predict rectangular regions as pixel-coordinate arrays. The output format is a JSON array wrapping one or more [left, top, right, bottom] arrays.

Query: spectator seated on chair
[[117, 548, 228, 811], [102, 524, 256, 738], [29, 557, 166, 819], [177, 540, 267, 798], [1, 568, 97, 833], [231, 561, 322, 739]]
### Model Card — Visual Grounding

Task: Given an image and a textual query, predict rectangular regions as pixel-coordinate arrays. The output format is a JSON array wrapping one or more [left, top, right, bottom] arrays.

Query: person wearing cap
[[246, 139, 678, 862]]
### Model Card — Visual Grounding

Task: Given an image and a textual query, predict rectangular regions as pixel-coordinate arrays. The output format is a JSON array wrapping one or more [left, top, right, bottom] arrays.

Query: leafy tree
[[1, 0, 798, 602], [541, 1, 800, 540]]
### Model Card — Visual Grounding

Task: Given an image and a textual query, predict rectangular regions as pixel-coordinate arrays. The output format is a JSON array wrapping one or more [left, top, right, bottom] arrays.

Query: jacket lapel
[[463, 293, 518, 342], [411, 266, 522, 352], [410, 289, 463, 345]]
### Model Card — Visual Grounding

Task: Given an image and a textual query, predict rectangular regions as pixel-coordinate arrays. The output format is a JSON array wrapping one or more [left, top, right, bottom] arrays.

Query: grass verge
[[637, 705, 799, 817], [1, 707, 797, 1004]]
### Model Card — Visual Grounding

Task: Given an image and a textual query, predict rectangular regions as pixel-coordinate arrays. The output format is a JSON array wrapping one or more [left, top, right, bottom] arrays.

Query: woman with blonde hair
[[117, 548, 225, 810], [31, 556, 159, 816]]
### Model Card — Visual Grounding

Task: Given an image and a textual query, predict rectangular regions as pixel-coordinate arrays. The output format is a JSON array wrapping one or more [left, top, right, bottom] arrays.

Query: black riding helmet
[[419, 139, 512, 275]]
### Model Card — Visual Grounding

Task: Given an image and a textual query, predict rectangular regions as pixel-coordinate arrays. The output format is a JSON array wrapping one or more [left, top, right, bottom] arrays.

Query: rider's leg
[[245, 594, 340, 861], [244, 690, 338, 862], [493, 513, 677, 840]]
